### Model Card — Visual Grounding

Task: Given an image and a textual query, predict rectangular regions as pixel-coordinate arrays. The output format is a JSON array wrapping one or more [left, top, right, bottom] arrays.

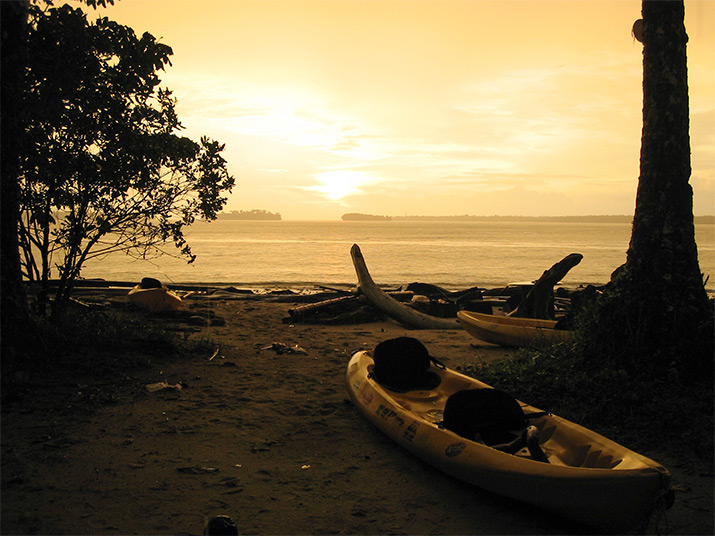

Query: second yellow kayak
[[128, 285, 182, 313], [457, 310, 572, 347]]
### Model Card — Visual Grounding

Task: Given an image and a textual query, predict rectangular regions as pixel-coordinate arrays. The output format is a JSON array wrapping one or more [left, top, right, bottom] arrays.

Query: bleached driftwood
[[350, 244, 461, 330]]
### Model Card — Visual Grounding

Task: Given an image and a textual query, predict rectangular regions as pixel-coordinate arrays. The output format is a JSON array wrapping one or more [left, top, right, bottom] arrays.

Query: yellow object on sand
[[128, 285, 182, 312], [457, 310, 572, 347], [345, 350, 671, 531]]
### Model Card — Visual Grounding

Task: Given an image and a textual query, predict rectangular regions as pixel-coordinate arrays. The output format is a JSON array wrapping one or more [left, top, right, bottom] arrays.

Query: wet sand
[[1, 290, 712, 535]]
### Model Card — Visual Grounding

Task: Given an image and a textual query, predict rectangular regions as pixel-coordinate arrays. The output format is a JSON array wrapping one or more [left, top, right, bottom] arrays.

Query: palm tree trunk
[[628, 0, 707, 306], [589, 0, 712, 379]]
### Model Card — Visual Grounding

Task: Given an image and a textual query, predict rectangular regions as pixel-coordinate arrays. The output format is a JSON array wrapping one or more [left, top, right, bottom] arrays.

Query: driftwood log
[[284, 295, 384, 324], [509, 253, 583, 320], [284, 291, 423, 324], [350, 244, 461, 330]]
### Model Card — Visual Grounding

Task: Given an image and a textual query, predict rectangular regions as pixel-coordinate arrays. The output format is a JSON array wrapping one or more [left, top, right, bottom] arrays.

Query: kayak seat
[[370, 337, 444, 393], [443, 388, 526, 445], [442, 388, 550, 462]]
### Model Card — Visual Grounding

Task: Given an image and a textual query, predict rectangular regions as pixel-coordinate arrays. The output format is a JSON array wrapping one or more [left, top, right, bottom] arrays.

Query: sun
[[311, 170, 375, 200]]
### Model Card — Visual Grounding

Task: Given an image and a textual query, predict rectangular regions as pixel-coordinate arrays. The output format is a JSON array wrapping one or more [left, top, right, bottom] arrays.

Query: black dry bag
[[371, 337, 441, 392], [140, 277, 163, 289], [442, 388, 527, 445]]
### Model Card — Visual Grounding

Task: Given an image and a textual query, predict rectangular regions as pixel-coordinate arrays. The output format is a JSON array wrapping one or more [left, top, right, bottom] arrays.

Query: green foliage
[[46, 0, 116, 7], [461, 337, 714, 463], [462, 279, 713, 463], [19, 3, 235, 314], [460, 343, 628, 427], [1, 305, 208, 391], [573, 274, 714, 382]]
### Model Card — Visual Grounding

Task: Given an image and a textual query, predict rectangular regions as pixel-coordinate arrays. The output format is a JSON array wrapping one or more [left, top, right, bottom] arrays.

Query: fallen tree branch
[[350, 244, 461, 330], [509, 253, 583, 319]]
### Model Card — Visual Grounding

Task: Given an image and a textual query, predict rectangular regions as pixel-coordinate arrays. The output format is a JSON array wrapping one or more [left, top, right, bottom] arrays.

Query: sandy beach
[[1, 289, 713, 535]]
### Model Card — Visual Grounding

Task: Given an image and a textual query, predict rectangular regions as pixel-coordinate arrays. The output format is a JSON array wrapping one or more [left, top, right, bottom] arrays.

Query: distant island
[[394, 215, 636, 223], [218, 210, 281, 221], [342, 213, 392, 221], [341, 214, 715, 224]]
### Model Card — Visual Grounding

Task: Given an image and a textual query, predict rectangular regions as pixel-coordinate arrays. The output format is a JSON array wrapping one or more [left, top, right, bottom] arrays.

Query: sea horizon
[[80, 220, 715, 294], [219, 213, 715, 223]]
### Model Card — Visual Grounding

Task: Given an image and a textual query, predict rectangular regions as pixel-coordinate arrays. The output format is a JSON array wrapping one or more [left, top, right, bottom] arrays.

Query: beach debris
[[284, 280, 494, 325], [208, 348, 221, 361], [250, 440, 278, 453], [284, 295, 385, 325], [177, 466, 220, 474], [69, 296, 110, 309], [203, 514, 238, 536], [145, 381, 183, 393], [261, 342, 308, 355], [316, 284, 353, 294], [188, 314, 226, 326], [508, 253, 583, 320], [400, 282, 485, 306], [347, 244, 583, 327], [219, 286, 255, 294], [351, 244, 461, 330]]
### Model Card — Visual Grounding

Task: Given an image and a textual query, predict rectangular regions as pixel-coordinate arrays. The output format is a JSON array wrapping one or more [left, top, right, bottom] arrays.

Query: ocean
[[80, 220, 715, 293]]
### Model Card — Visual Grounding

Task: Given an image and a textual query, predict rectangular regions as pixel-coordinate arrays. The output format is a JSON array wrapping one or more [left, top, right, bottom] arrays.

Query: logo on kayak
[[403, 422, 419, 442], [361, 391, 373, 405], [445, 442, 466, 457]]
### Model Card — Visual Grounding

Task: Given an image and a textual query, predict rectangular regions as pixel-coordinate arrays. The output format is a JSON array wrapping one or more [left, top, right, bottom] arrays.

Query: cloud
[[106, 0, 712, 219]]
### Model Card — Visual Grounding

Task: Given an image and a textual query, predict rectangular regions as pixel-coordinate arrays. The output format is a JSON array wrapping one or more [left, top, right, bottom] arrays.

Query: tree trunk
[[1, 1, 31, 383], [581, 1, 712, 379], [628, 1, 706, 304]]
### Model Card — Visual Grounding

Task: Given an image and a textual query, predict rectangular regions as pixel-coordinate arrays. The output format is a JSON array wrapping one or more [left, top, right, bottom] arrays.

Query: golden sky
[[94, 0, 714, 220]]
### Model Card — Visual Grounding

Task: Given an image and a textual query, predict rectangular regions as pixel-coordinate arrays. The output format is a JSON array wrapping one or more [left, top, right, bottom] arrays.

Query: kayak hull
[[345, 350, 670, 531], [458, 310, 572, 346], [128, 286, 182, 312]]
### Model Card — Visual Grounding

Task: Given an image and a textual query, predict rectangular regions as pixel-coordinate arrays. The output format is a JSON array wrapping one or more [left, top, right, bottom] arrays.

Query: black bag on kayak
[[371, 337, 442, 392], [140, 277, 163, 289], [442, 388, 528, 445]]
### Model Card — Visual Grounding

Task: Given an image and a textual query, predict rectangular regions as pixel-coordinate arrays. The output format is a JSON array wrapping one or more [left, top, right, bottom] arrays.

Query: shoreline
[[49, 279, 715, 302]]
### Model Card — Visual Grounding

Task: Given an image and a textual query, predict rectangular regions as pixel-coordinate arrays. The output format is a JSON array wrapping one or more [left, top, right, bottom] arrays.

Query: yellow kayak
[[457, 310, 573, 347], [345, 348, 672, 531], [128, 285, 182, 312]]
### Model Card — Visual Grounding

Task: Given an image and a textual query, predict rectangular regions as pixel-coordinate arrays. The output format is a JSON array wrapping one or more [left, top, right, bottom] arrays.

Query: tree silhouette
[[16, 4, 233, 316], [1, 0, 31, 385], [579, 1, 712, 380]]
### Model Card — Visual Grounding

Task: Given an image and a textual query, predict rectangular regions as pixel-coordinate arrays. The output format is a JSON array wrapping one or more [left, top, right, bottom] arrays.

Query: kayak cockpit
[[347, 345, 672, 531], [370, 366, 636, 470]]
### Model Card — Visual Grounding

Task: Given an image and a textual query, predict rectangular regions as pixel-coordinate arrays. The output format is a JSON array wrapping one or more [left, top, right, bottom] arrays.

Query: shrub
[[2, 302, 210, 388], [461, 339, 714, 463]]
